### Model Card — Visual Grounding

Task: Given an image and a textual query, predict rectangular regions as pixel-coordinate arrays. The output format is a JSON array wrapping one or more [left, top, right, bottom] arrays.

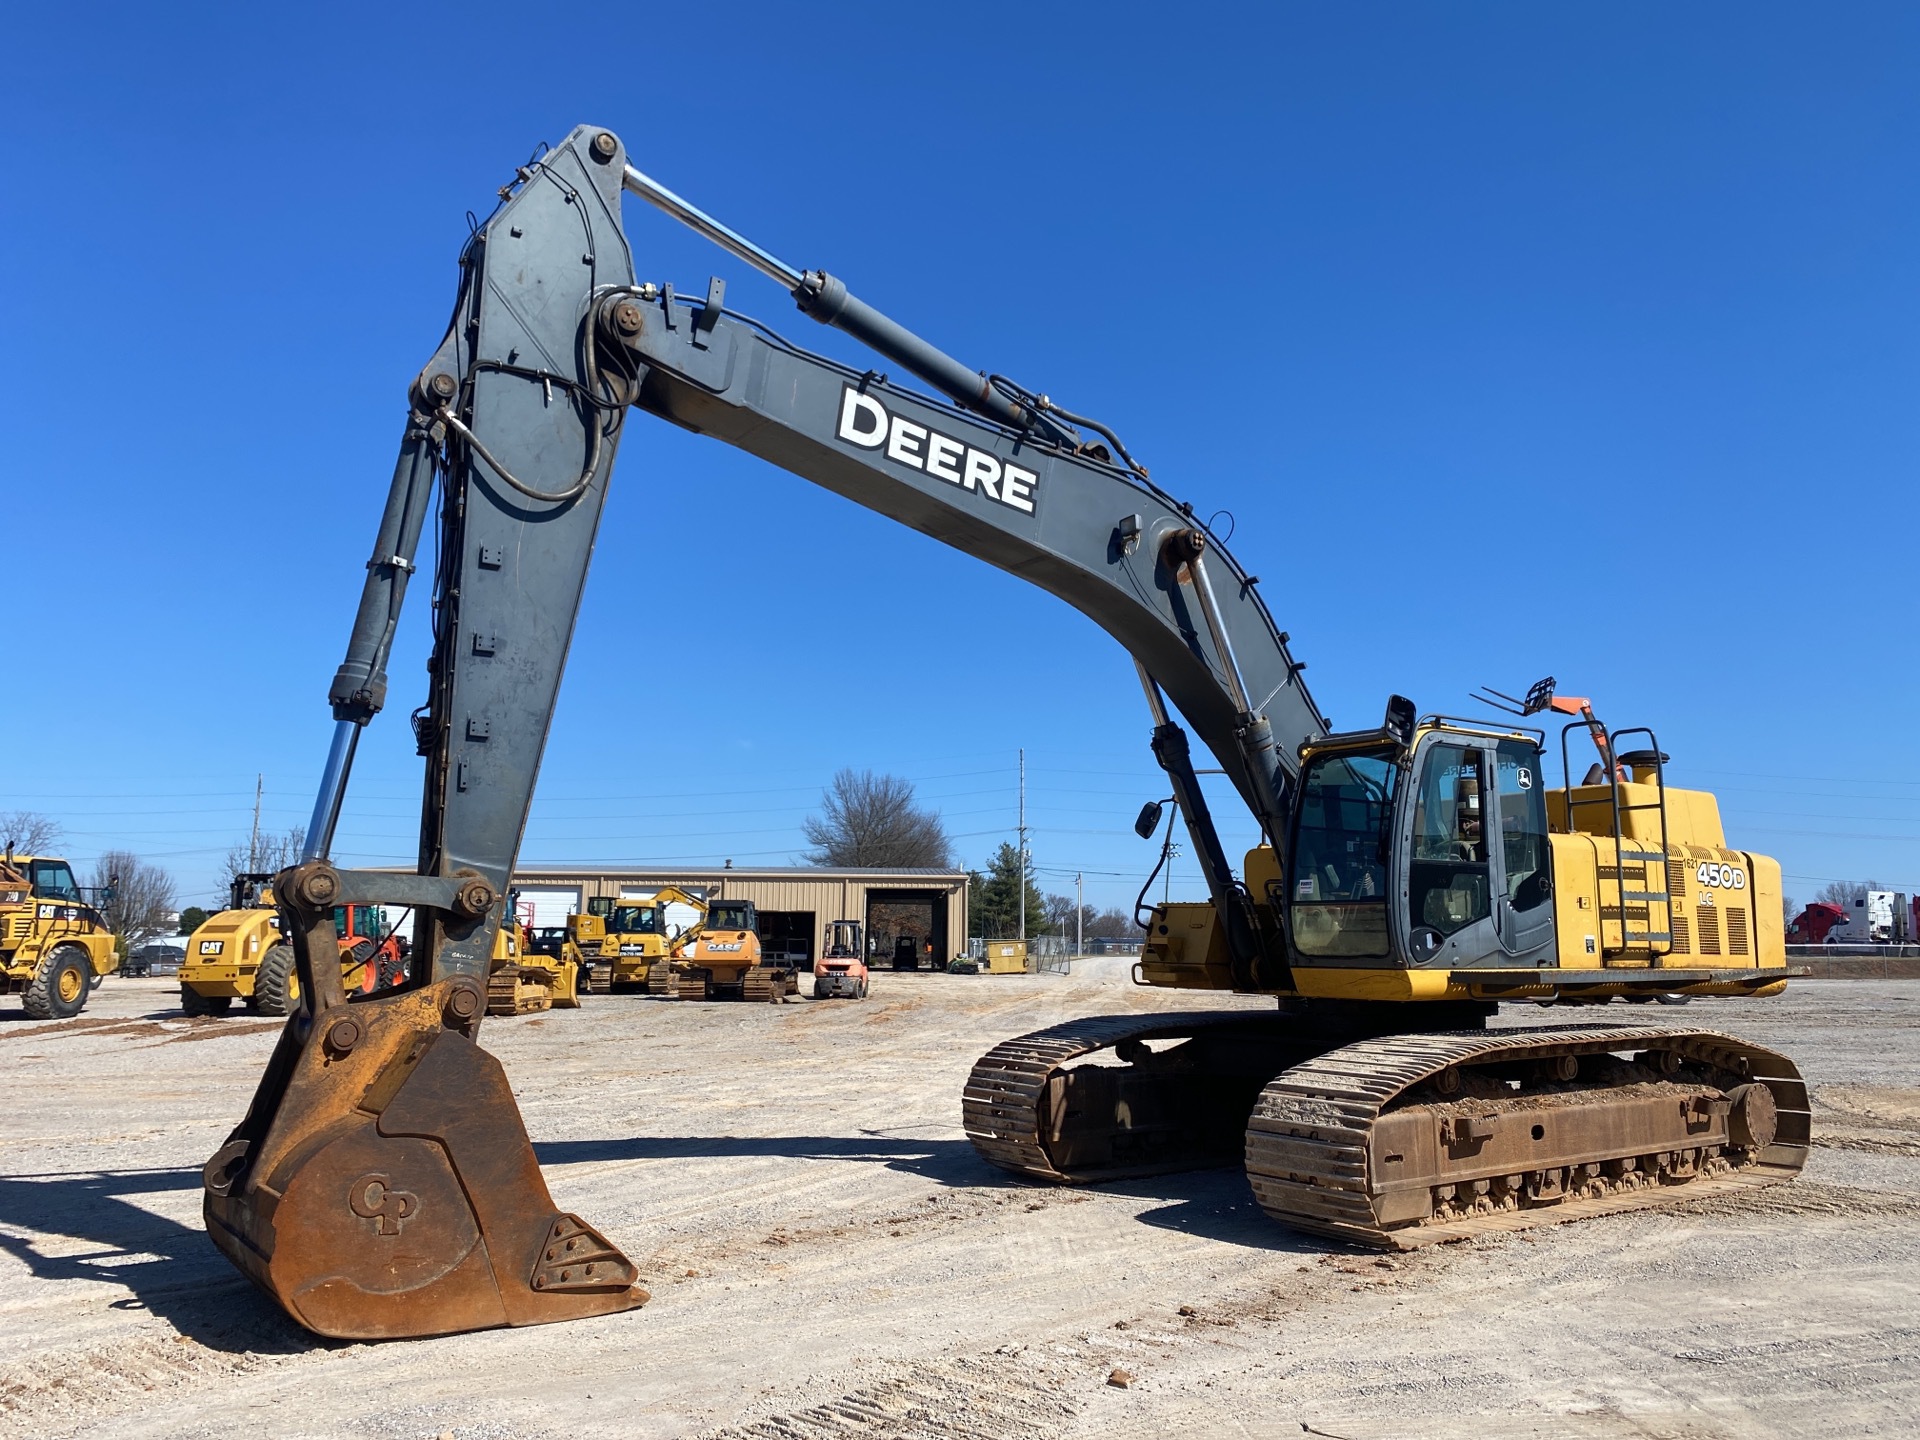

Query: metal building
[[507, 864, 969, 968]]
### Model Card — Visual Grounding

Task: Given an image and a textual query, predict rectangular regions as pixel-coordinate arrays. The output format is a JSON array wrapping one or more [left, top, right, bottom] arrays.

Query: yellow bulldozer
[[592, 887, 706, 991], [0, 853, 119, 1019], [484, 892, 588, 1015], [649, 897, 798, 1001], [179, 873, 405, 1017]]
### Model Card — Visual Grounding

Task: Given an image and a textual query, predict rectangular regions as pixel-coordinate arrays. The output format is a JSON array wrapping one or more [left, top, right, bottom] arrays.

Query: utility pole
[[1075, 871, 1083, 958], [1017, 748, 1027, 944], [248, 773, 263, 871]]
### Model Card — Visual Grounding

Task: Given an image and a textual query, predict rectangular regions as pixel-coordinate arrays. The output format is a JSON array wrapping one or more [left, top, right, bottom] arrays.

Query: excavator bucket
[[202, 869, 647, 1340]]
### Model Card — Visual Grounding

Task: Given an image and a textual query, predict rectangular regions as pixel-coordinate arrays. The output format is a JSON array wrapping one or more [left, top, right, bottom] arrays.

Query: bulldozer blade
[[203, 977, 648, 1340]]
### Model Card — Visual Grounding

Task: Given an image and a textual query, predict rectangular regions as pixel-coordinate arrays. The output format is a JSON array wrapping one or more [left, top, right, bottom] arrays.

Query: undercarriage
[[964, 1010, 1808, 1246]]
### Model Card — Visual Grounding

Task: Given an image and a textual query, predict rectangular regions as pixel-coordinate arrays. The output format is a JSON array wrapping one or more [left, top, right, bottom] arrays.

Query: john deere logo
[[348, 1174, 419, 1236]]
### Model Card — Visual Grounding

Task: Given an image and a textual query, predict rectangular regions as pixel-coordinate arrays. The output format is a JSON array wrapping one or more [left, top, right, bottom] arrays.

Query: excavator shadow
[[536, 1136, 1327, 1252], [0, 1007, 182, 1026], [0, 1168, 328, 1355], [1100, 1167, 1329, 1253], [0, 1147, 1322, 1354], [536, 1133, 991, 1189]]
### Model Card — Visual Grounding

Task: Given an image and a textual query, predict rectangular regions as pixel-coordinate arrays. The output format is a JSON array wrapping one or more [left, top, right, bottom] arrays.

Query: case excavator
[[202, 126, 1808, 1341]]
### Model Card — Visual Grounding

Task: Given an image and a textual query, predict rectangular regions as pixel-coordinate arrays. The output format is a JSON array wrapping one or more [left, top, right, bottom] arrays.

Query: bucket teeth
[[533, 1216, 642, 1293]]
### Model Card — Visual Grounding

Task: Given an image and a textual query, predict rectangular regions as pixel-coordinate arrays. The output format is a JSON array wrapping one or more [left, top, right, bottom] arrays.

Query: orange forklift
[[813, 919, 868, 999]]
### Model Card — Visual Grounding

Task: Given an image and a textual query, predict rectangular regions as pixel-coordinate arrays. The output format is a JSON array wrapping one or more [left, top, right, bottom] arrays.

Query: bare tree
[[0, 811, 64, 857], [219, 825, 307, 899], [1816, 879, 1881, 909], [89, 851, 177, 956], [801, 770, 952, 868]]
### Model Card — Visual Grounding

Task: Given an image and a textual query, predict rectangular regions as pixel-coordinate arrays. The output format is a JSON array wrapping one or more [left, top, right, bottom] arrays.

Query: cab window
[[331, 906, 377, 939], [709, 902, 755, 933], [1410, 743, 1491, 937], [1289, 749, 1398, 959], [609, 905, 661, 935], [31, 861, 80, 902]]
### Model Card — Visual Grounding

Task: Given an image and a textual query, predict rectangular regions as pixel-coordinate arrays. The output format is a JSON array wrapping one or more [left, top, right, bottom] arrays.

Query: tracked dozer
[[595, 887, 704, 991], [483, 895, 583, 1015], [649, 898, 796, 1002], [202, 125, 1805, 1342]]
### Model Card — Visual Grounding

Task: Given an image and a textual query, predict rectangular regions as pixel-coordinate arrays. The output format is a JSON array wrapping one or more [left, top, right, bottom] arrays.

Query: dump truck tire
[[255, 944, 299, 1016], [25, 946, 94, 1020], [181, 986, 233, 1017]]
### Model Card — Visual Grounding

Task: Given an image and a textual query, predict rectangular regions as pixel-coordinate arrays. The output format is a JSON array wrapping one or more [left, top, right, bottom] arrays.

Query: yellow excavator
[[987, 681, 1799, 1245], [199, 127, 1807, 1342], [0, 853, 118, 1019]]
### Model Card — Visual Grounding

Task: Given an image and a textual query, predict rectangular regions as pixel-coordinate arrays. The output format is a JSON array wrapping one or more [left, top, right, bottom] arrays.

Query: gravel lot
[[1, 965, 1915, 1440]]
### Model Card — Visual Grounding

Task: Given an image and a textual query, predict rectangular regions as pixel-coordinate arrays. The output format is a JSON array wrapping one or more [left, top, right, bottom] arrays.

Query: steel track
[[963, 1014, 1809, 1247]]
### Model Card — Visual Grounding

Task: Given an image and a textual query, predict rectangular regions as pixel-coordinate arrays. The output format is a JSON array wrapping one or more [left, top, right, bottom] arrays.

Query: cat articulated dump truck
[[648, 898, 796, 1001], [200, 127, 1807, 1342], [0, 854, 117, 1019], [179, 874, 405, 1016], [595, 887, 705, 991]]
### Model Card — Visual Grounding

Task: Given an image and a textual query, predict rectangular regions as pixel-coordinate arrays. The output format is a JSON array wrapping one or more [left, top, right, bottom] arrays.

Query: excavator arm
[[205, 123, 1327, 1341]]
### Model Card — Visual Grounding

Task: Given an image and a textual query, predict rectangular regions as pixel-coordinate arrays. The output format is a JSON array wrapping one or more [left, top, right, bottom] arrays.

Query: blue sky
[[3, 3, 1914, 915]]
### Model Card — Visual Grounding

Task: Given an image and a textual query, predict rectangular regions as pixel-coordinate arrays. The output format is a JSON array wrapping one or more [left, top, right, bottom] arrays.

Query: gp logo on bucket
[[1696, 862, 1746, 891], [836, 386, 1037, 515]]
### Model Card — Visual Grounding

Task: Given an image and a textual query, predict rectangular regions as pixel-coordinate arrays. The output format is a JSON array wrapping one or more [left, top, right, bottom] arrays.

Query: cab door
[[1492, 739, 1556, 961], [1404, 737, 1502, 967]]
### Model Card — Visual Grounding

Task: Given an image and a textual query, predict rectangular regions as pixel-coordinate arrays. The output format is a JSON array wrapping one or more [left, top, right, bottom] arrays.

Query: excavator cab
[[1288, 726, 1558, 971]]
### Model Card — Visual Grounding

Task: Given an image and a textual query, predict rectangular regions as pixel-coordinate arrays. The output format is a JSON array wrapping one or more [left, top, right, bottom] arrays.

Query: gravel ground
[[0, 965, 1914, 1440]]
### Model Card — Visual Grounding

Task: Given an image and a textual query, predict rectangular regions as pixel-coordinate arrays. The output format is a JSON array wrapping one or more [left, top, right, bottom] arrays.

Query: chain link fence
[[964, 934, 1143, 975]]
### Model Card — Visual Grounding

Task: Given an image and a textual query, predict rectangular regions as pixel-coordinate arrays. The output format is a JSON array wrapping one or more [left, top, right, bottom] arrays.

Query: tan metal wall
[[507, 868, 968, 959]]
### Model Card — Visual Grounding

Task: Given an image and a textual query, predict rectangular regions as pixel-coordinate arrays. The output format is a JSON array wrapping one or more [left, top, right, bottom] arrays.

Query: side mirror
[[1383, 695, 1416, 747], [1133, 801, 1164, 840]]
